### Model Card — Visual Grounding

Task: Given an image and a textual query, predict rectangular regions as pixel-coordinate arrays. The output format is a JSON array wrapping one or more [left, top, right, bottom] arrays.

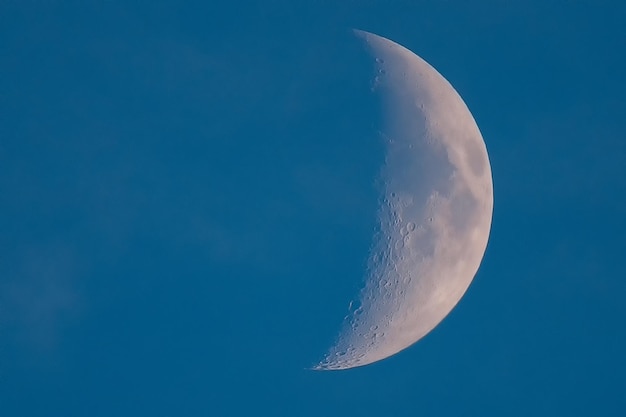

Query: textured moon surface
[[315, 30, 494, 370]]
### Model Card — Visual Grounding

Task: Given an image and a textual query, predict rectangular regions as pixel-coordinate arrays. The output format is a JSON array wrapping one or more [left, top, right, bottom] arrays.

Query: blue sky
[[1, 1, 625, 416]]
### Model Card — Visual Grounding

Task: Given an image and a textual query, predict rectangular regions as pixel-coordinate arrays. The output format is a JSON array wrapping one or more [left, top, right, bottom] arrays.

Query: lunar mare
[[315, 30, 493, 370]]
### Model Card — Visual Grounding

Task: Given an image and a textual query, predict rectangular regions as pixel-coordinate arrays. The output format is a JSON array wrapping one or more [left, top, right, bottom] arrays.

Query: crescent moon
[[315, 30, 494, 370]]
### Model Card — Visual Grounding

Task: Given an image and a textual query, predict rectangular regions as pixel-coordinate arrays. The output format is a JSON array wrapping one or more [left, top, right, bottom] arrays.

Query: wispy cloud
[[1, 243, 81, 352]]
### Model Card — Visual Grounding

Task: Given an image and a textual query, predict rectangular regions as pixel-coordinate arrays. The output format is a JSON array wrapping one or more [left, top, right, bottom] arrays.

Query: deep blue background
[[1, 1, 625, 416]]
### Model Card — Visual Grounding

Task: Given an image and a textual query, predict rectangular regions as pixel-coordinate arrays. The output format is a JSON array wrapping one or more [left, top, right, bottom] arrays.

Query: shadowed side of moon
[[315, 30, 493, 370]]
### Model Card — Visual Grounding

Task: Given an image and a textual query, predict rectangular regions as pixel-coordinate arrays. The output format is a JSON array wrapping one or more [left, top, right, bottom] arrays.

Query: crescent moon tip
[[351, 28, 371, 39], [305, 362, 322, 371]]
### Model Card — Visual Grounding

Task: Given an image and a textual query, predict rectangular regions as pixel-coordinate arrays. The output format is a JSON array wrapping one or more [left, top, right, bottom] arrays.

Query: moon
[[315, 30, 494, 370]]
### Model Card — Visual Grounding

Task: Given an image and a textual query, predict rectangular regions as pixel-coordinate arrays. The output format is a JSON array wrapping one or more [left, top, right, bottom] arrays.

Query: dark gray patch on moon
[[465, 137, 487, 177]]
